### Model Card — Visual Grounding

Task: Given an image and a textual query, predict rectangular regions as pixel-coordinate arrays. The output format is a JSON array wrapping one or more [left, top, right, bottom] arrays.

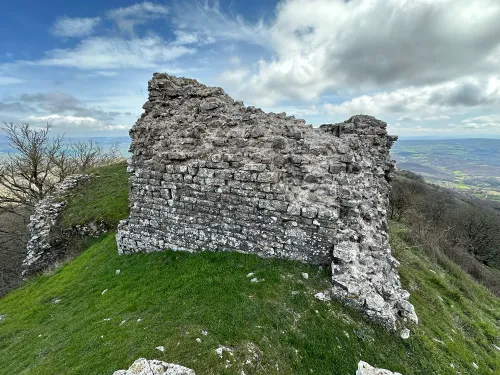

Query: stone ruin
[[116, 73, 418, 331], [23, 174, 107, 276]]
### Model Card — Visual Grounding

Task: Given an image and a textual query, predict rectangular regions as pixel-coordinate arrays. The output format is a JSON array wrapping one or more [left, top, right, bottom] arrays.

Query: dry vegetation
[[390, 170, 500, 295], [0, 123, 123, 296]]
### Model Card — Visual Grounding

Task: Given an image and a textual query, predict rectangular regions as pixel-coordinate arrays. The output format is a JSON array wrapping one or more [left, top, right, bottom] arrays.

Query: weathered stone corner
[[116, 73, 418, 331], [23, 174, 107, 276]]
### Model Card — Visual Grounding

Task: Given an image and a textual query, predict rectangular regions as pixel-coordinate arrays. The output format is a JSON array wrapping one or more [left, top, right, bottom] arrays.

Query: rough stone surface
[[113, 358, 195, 375], [116, 73, 417, 330], [22, 174, 106, 276], [356, 361, 403, 375]]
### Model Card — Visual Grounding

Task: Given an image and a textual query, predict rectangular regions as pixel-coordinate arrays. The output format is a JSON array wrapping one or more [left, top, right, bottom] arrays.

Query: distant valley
[[391, 139, 500, 202]]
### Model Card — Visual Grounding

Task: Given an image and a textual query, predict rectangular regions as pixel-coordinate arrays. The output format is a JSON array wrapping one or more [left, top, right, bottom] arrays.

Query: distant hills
[[392, 139, 500, 202], [0, 135, 131, 159]]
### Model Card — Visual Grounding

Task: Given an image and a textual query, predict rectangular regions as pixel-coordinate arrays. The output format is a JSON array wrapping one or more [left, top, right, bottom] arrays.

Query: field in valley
[[391, 139, 500, 202]]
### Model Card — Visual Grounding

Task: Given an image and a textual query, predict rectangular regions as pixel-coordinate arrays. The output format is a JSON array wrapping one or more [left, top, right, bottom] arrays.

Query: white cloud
[[460, 114, 500, 132], [0, 76, 23, 85], [324, 78, 500, 120], [51, 16, 101, 38], [173, 1, 269, 48], [108, 1, 169, 35], [388, 123, 456, 135], [219, 69, 249, 85], [463, 114, 500, 124], [194, 0, 500, 106], [229, 56, 241, 65], [26, 114, 128, 131], [28, 114, 98, 125], [93, 71, 119, 77], [398, 115, 451, 122], [38, 36, 195, 70]]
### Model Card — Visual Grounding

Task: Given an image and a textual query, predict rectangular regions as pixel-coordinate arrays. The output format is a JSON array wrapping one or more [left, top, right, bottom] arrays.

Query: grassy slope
[[0, 165, 499, 375], [60, 162, 129, 229]]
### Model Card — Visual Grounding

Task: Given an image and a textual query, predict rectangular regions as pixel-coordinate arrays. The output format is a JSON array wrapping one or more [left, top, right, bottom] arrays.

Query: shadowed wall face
[[117, 73, 417, 331]]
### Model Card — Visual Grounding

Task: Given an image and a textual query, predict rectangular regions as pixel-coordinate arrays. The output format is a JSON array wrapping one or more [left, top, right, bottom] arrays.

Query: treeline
[[390, 170, 500, 295], [0, 123, 122, 296]]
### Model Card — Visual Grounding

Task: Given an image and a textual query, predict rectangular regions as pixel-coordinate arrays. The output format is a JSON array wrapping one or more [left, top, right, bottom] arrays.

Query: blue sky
[[1, 0, 500, 138]]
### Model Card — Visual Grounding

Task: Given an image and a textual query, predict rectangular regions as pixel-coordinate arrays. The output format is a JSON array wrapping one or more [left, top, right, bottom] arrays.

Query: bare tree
[[0, 123, 65, 211], [0, 122, 123, 295]]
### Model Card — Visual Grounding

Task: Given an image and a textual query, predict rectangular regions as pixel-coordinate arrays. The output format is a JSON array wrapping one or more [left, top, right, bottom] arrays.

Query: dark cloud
[[15, 92, 130, 121], [431, 82, 493, 107], [0, 101, 37, 114], [19, 92, 81, 113]]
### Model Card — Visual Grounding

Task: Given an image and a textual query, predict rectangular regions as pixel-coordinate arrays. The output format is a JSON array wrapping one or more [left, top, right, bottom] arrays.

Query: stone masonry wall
[[116, 73, 417, 331], [23, 174, 106, 276]]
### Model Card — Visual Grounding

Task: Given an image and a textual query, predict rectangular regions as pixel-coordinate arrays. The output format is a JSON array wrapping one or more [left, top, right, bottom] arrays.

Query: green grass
[[60, 162, 129, 229], [0, 164, 499, 374]]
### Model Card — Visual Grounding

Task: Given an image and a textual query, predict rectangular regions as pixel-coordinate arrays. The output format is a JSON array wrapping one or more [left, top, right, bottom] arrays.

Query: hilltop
[[0, 163, 498, 374]]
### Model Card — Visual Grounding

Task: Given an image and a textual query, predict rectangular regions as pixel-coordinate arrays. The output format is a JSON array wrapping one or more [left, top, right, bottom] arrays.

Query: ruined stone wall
[[23, 174, 106, 276], [116, 73, 417, 331]]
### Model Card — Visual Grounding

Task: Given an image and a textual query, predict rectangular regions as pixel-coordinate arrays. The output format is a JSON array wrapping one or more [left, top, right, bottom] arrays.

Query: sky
[[1, 0, 500, 138]]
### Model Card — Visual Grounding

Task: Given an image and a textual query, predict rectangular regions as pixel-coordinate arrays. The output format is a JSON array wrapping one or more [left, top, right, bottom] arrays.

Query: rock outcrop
[[114, 358, 401, 375], [356, 361, 404, 375], [113, 358, 195, 375], [116, 73, 417, 330], [22, 174, 106, 275]]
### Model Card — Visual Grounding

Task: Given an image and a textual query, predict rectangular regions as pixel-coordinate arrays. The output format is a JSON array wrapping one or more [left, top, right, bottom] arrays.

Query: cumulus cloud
[[324, 78, 500, 120], [51, 16, 101, 38], [107, 1, 169, 35], [460, 114, 500, 132], [188, 0, 500, 106], [0, 91, 133, 134], [38, 36, 194, 70]]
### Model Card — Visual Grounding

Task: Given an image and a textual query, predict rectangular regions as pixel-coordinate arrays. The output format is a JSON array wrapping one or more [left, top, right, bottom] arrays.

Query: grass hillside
[[0, 163, 499, 375]]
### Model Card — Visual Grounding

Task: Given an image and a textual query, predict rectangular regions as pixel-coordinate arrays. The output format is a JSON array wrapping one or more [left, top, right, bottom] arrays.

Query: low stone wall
[[22, 174, 106, 275], [116, 73, 417, 330]]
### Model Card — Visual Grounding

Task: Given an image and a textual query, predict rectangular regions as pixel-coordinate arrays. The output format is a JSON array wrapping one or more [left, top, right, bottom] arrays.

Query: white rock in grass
[[314, 292, 329, 301], [101, 289, 108, 295], [156, 346, 165, 352], [301, 273, 309, 279], [0, 314, 6, 322], [472, 362, 479, 369], [250, 278, 258, 283], [400, 328, 410, 340], [215, 346, 233, 358], [196, 338, 201, 343], [116, 269, 121, 275], [201, 330, 208, 336], [493, 344, 500, 351], [246, 272, 255, 278], [356, 361, 403, 375], [113, 358, 195, 375]]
